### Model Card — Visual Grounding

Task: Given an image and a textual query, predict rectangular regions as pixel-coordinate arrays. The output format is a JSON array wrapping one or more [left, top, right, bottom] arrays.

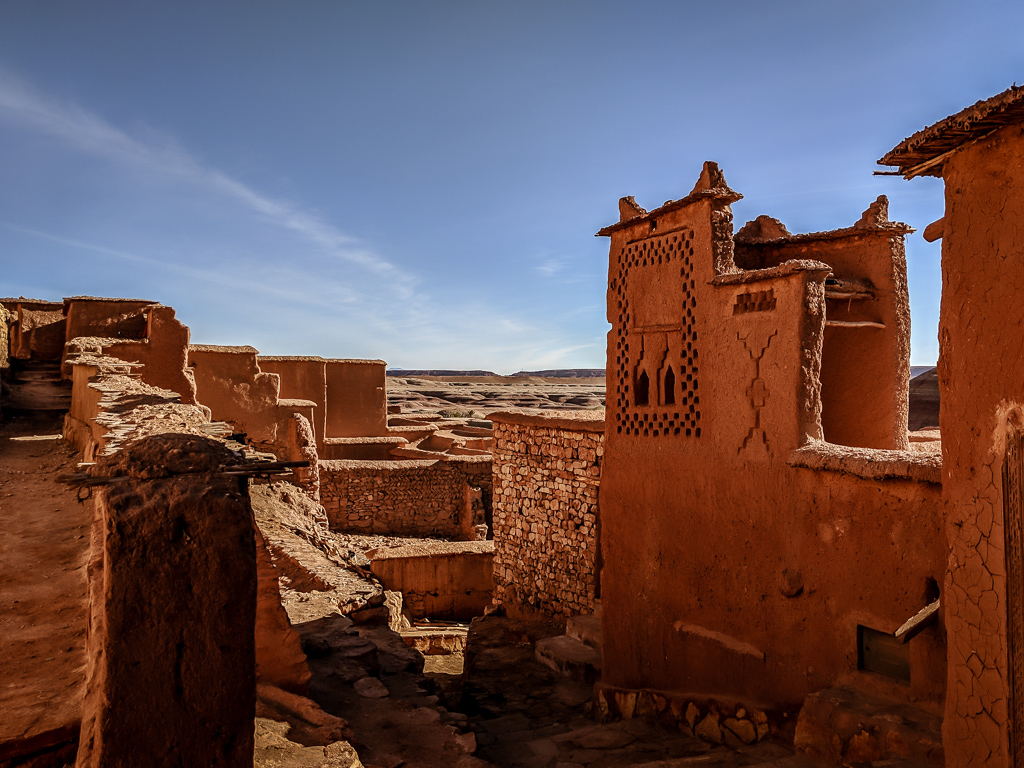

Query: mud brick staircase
[[3, 360, 71, 414], [535, 606, 603, 684]]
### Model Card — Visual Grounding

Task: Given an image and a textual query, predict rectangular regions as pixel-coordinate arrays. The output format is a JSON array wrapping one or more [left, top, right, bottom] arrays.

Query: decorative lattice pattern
[[733, 289, 776, 314], [610, 228, 701, 438]]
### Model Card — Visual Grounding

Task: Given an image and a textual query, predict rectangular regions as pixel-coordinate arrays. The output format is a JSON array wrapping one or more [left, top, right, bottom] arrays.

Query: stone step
[[11, 361, 62, 370], [4, 372, 72, 412], [10, 370, 62, 383], [566, 613, 602, 650], [795, 685, 943, 766], [535, 634, 602, 684], [401, 626, 468, 656], [12, 375, 62, 384]]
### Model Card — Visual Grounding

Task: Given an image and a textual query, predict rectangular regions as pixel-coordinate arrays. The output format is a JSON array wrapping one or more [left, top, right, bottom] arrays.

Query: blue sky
[[0, 2, 1020, 372]]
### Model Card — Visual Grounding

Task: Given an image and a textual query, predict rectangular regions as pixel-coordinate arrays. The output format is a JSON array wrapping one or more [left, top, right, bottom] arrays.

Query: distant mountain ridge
[[386, 369, 497, 377], [387, 368, 606, 378], [511, 369, 605, 378]]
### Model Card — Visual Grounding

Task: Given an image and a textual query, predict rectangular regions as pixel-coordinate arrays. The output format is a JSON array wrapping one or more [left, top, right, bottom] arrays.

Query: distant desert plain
[[387, 367, 940, 431], [386, 369, 606, 418]]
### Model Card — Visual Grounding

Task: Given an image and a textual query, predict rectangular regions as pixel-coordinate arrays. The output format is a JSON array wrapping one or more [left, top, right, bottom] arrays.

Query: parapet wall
[[369, 541, 494, 620], [63, 354, 213, 461], [489, 410, 603, 618], [320, 458, 489, 539], [61, 351, 315, 752]]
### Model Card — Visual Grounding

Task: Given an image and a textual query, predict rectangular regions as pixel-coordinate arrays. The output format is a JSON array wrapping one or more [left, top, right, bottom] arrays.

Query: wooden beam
[[923, 217, 945, 243], [894, 598, 940, 644]]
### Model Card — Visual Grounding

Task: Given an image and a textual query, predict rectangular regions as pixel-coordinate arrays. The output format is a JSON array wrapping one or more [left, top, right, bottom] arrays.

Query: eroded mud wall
[[255, 529, 311, 693], [938, 122, 1024, 768], [9, 300, 65, 360], [259, 356, 328, 448], [76, 435, 256, 768], [105, 306, 197, 404], [490, 411, 602, 618], [189, 346, 280, 443], [62, 298, 152, 342], [325, 359, 387, 438]]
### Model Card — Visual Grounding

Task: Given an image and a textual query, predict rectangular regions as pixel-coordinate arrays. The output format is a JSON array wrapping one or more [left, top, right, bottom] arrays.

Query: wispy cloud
[[0, 69, 414, 294], [0, 69, 602, 372], [535, 256, 567, 277], [0, 221, 365, 307]]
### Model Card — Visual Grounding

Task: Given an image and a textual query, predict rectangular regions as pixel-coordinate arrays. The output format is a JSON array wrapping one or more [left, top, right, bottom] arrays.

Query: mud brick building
[[596, 163, 946, 731], [881, 84, 1024, 768]]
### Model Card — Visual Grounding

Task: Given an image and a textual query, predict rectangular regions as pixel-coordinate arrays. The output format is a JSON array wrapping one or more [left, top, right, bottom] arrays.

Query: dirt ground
[[0, 412, 90, 766], [451, 616, 811, 768]]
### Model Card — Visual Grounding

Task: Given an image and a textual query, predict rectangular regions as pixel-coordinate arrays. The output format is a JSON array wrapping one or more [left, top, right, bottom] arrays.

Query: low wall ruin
[[489, 410, 603, 619], [2, 298, 65, 361], [369, 541, 494, 620], [63, 354, 214, 462], [58, 352, 316, 765], [320, 458, 489, 539], [76, 435, 257, 768]]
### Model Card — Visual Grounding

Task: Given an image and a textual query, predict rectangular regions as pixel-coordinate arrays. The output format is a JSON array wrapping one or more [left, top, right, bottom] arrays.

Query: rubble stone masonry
[[319, 458, 488, 539], [489, 410, 603, 618]]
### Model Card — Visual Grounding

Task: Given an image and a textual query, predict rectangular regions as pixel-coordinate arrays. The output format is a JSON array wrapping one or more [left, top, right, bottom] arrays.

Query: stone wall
[[489, 410, 603, 619], [0, 302, 10, 416], [320, 458, 490, 539]]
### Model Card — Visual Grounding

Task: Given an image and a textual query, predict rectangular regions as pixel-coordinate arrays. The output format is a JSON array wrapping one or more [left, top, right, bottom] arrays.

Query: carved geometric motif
[[610, 227, 700, 437], [737, 329, 777, 455], [733, 289, 776, 315]]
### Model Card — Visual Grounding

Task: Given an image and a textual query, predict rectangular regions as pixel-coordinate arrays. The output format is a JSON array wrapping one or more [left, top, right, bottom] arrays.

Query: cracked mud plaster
[[939, 122, 1024, 768]]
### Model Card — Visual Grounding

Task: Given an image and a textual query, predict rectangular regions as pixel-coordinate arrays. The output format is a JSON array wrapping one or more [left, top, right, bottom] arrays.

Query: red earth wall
[[325, 359, 387, 438], [598, 166, 946, 714], [938, 122, 1024, 768]]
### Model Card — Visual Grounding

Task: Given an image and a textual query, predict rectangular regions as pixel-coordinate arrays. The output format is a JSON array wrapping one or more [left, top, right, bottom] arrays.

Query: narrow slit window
[[664, 367, 676, 405], [635, 370, 649, 406]]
